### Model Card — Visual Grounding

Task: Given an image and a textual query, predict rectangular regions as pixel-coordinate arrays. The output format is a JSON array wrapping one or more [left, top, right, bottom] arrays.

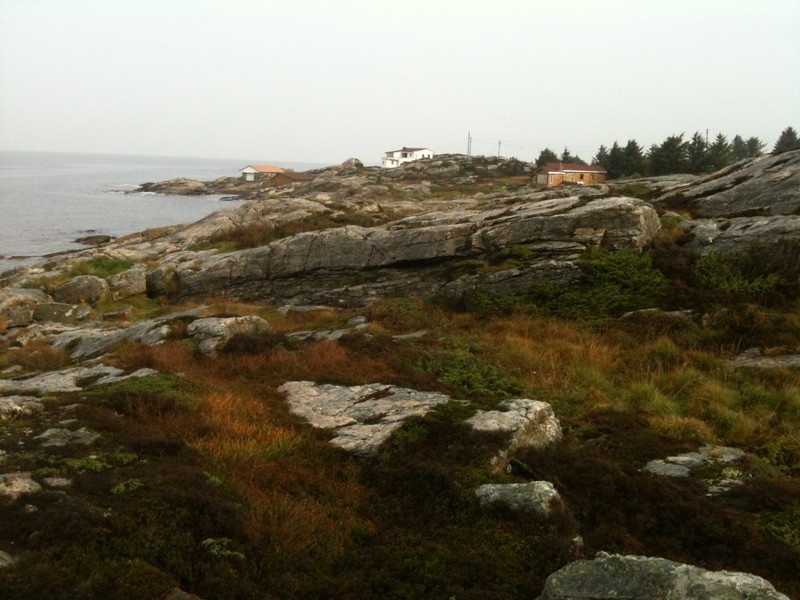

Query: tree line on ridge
[[535, 126, 799, 179]]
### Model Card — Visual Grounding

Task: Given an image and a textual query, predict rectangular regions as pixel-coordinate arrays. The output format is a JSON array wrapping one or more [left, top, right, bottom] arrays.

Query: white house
[[239, 164, 285, 182], [381, 147, 434, 168]]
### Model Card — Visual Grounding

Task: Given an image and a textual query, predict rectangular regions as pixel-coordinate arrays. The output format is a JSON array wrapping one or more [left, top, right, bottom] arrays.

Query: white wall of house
[[381, 148, 434, 168], [240, 166, 259, 182]]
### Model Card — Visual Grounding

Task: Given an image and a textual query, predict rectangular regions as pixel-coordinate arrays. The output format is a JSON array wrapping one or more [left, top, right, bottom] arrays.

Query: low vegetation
[[1, 230, 799, 598]]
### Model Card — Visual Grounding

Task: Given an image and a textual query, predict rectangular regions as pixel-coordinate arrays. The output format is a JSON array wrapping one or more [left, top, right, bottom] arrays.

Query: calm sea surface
[[0, 151, 320, 273]]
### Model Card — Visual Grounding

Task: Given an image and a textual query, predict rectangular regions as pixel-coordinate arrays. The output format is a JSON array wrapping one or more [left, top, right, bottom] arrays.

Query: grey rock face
[[679, 215, 800, 256], [107, 264, 147, 300], [656, 149, 800, 217], [475, 481, 561, 516], [279, 381, 455, 456], [536, 553, 789, 600], [52, 275, 109, 306], [46, 307, 204, 360], [160, 196, 660, 306]]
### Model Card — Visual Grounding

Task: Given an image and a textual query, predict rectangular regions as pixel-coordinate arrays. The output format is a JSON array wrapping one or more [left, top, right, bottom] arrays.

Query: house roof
[[240, 165, 286, 173], [539, 162, 606, 174], [385, 147, 431, 154]]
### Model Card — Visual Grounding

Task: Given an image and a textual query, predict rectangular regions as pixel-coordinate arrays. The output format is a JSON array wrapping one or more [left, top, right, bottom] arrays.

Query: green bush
[[529, 248, 668, 324], [692, 252, 784, 298], [69, 255, 134, 278]]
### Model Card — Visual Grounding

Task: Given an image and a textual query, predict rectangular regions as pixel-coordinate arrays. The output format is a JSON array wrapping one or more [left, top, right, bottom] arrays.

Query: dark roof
[[539, 162, 606, 174]]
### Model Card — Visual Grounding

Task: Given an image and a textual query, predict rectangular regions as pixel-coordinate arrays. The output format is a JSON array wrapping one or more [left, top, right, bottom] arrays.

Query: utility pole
[[498, 140, 501, 157]]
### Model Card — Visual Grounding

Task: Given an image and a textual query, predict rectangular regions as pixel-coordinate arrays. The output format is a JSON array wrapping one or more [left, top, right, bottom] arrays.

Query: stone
[[0, 549, 14, 568], [34, 427, 100, 447], [52, 275, 109, 306], [0, 287, 51, 328], [644, 445, 747, 494], [536, 553, 789, 600], [32, 302, 93, 324], [475, 481, 561, 516], [46, 307, 205, 360], [0, 364, 159, 396], [0, 472, 42, 502], [186, 315, 272, 357], [279, 381, 455, 456], [0, 395, 45, 419], [466, 399, 562, 470], [107, 264, 147, 300], [727, 348, 800, 370]]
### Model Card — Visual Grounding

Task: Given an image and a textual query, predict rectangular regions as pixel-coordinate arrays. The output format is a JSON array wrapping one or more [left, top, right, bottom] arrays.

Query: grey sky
[[1, 0, 798, 166]]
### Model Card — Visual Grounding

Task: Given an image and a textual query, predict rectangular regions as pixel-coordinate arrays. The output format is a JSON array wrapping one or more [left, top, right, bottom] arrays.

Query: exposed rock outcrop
[[655, 149, 800, 217], [536, 553, 790, 600], [148, 196, 660, 306], [278, 381, 455, 456]]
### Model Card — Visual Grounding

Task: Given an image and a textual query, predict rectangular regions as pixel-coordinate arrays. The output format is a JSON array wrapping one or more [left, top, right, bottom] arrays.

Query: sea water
[[0, 150, 321, 274]]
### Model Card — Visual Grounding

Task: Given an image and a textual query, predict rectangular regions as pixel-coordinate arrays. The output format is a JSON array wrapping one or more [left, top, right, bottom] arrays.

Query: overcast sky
[[1, 0, 798, 166]]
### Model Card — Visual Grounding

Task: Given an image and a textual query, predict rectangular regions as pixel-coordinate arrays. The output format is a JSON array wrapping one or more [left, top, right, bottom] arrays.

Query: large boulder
[[186, 315, 271, 357], [107, 264, 147, 300], [536, 553, 789, 600], [466, 399, 562, 471]]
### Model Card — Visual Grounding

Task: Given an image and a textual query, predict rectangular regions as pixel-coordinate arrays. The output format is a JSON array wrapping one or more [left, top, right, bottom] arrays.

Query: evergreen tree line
[[535, 126, 799, 179]]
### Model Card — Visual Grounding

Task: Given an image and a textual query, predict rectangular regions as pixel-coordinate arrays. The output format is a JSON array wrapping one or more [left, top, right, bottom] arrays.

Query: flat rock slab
[[536, 552, 789, 600], [0, 365, 159, 396], [643, 444, 746, 494], [279, 381, 454, 456]]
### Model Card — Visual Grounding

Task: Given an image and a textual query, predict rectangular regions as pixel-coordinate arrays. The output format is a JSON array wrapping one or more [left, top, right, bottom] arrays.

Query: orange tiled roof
[[242, 165, 285, 173]]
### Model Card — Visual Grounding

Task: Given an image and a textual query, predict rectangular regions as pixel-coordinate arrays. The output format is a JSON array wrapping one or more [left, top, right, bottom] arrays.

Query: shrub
[[692, 252, 783, 299], [529, 248, 668, 324]]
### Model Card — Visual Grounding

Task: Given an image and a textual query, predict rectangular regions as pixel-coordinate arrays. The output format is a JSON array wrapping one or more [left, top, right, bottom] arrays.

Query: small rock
[[475, 481, 561, 516], [0, 472, 42, 501], [0, 549, 15, 568]]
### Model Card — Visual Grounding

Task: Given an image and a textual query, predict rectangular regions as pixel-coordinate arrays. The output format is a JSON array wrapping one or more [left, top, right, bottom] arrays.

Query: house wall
[[539, 171, 606, 187]]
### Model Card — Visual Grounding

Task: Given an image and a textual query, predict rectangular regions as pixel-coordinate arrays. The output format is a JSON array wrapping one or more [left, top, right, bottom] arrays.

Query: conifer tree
[[622, 139, 645, 176], [707, 133, 732, 171], [773, 127, 800, 153], [687, 132, 709, 173], [535, 148, 559, 167], [592, 144, 609, 167]]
